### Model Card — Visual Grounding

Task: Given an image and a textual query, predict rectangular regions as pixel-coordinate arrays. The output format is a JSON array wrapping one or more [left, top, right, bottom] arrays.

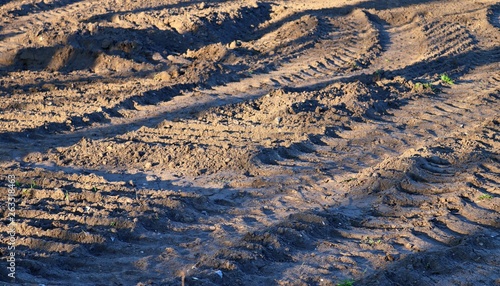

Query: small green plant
[[414, 82, 434, 91], [422, 83, 433, 89], [110, 221, 116, 227], [65, 191, 70, 202], [92, 186, 98, 192], [21, 188, 33, 198], [440, 74, 454, 85], [365, 237, 382, 246], [30, 181, 37, 189], [338, 279, 354, 286], [350, 61, 360, 70], [15, 181, 21, 187], [478, 194, 493, 200]]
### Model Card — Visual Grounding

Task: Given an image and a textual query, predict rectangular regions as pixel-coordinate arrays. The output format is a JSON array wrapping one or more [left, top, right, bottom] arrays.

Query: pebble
[[145, 174, 157, 181], [229, 40, 242, 49]]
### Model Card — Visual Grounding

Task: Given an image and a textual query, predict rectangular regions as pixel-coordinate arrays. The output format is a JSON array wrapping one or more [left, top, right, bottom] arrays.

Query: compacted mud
[[0, 0, 499, 285]]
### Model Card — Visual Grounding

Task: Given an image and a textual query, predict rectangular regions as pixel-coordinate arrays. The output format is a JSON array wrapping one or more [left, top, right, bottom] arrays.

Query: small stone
[[229, 40, 242, 49], [154, 71, 171, 81], [151, 52, 164, 61], [185, 49, 196, 58], [144, 162, 152, 169], [146, 175, 157, 181], [88, 23, 99, 34]]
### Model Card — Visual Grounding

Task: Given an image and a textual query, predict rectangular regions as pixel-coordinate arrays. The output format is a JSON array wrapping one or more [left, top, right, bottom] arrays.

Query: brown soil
[[0, 0, 499, 285]]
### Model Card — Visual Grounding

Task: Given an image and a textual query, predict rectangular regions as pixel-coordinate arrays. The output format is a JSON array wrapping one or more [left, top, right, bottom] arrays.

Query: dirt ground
[[0, 0, 499, 285]]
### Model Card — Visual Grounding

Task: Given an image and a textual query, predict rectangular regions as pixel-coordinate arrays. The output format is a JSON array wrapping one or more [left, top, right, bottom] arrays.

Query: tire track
[[1, 1, 499, 285], [0, 0, 99, 57], [214, 55, 500, 266], [0, 5, 383, 140], [213, 9, 383, 95], [350, 94, 500, 260], [422, 20, 477, 59], [25, 7, 388, 177], [0, 164, 219, 285]]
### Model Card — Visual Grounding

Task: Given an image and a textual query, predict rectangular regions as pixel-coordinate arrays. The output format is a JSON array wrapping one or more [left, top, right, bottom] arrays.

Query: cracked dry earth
[[0, 0, 499, 285]]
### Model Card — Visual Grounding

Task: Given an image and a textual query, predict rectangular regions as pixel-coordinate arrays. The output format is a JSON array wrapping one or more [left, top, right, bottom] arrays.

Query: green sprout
[[338, 279, 354, 286], [440, 74, 454, 85], [414, 82, 434, 92], [365, 237, 382, 246], [478, 194, 493, 200]]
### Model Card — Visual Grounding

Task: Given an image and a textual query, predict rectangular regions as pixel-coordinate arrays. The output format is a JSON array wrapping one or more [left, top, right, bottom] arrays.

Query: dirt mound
[[0, 0, 499, 285], [359, 233, 500, 286]]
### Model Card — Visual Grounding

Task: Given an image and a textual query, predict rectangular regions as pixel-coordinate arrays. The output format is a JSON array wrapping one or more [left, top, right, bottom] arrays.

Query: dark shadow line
[[6, 0, 84, 17]]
